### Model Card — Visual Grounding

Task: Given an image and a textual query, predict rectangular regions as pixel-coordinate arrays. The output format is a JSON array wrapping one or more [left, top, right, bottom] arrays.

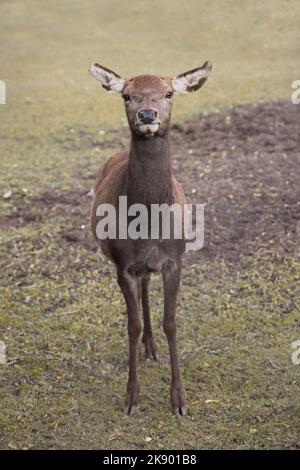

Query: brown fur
[[91, 150, 186, 243], [88, 64, 211, 415]]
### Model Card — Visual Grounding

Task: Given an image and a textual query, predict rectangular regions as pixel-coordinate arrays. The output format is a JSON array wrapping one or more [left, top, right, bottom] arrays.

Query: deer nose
[[138, 109, 158, 124]]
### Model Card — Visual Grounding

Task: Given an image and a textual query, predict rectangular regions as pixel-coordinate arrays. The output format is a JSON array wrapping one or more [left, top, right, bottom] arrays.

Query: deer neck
[[127, 132, 173, 206]]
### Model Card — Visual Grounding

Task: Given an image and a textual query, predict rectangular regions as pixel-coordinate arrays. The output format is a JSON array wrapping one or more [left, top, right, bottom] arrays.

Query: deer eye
[[122, 94, 131, 102], [165, 92, 174, 99]]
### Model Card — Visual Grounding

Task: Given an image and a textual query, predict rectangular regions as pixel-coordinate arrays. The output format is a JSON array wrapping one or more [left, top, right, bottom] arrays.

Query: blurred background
[[1, 0, 300, 451], [1, 0, 299, 132]]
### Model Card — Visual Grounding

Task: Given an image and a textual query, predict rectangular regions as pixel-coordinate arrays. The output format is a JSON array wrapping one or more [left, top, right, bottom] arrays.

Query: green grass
[[1, 0, 300, 450], [1, 243, 300, 448]]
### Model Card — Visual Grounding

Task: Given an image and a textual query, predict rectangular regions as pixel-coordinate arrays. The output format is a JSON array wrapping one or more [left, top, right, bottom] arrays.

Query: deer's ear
[[172, 61, 212, 94], [89, 63, 125, 93]]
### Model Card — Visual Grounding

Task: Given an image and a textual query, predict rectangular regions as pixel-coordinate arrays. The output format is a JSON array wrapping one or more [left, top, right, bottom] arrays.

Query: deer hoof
[[124, 381, 140, 416], [143, 336, 159, 362], [171, 383, 188, 416], [173, 404, 188, 416], [124, 404, 139, 416]]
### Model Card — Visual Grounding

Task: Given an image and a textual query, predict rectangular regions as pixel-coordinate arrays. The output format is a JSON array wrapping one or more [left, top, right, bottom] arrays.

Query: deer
[[89, 61, 212, 415]]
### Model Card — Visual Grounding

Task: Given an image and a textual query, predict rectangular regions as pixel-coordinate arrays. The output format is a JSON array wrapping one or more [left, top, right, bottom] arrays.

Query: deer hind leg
[[162, 263, 188, 416], [141, 274, 159, 361], [117, 269, 141, 415]]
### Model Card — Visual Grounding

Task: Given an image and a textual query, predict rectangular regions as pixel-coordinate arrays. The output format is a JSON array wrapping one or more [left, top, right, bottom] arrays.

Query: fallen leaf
[[3, 190, 12, 199], [108, 432, 124, 441], [8, 441, 18, 449]]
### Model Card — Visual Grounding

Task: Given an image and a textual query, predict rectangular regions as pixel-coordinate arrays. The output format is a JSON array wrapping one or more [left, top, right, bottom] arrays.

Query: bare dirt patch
[[173, 100, 300, 263]]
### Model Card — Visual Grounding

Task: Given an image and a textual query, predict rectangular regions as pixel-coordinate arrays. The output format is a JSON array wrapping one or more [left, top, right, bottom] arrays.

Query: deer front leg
[[163, 263, 188, 416], [117, 270, 141, 415]]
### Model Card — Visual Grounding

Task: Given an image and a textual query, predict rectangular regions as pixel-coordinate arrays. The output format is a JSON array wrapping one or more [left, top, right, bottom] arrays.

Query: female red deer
[[89, 61, 212, 415]]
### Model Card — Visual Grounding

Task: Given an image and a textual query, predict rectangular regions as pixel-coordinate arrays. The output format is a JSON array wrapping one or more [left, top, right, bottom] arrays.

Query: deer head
[[89, 61, 212, 137]]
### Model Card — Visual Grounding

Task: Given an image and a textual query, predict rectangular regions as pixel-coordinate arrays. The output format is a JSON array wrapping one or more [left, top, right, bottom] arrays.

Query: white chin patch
[[138, 123, 159, 135]]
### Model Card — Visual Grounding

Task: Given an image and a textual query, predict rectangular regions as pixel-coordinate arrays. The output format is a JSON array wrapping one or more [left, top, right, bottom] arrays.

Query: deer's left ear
[[172, 61, 212, 94], [89, 63, 125, 93]]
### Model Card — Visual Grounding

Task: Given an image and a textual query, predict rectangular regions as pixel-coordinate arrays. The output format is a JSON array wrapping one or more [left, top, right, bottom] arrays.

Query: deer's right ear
[[89, 63, 125, 93]]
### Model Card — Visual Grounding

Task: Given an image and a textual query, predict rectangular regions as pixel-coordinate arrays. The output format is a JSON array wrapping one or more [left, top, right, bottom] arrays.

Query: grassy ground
[[1, 0, 300, 450], [1, 245, 300, 449]]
